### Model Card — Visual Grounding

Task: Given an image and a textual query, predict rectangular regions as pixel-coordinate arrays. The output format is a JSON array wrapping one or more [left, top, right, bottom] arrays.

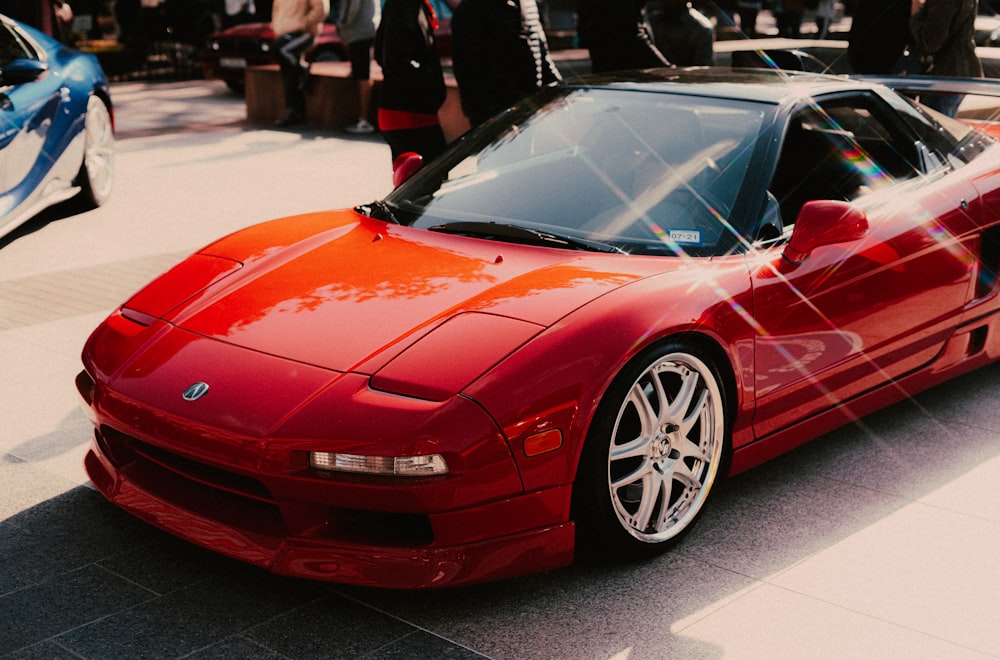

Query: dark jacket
[[452, 0, 561, 126], [375, 0, 446, 114], [577, 0, 672, 73], [847, 0, 910, 74], [647, 3, 715, 67], [910, 0, 982, 78]]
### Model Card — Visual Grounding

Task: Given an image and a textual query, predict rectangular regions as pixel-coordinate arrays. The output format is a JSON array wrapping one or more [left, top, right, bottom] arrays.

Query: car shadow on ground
[[0, 198, 94, 251]]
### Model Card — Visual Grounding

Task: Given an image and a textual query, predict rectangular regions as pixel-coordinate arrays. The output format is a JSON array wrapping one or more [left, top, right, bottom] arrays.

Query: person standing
[[223, 0, 257, 27], [517, 0, 563, 102], [114, 0, 142, 50], [576, 0, 672, 73], [375, 0, 448, 162], [710, 0, 739, 33], [773, 0, 804, 38], [451, 0, 562, 127], [909, 0, 982, 116], [647, 0, 714, 66], [736, 0, 762, 37], [813, 0, 836, 38], [847, 0, 910, 73], [338, 0, 380, 134], [271, 0, 329, 127]]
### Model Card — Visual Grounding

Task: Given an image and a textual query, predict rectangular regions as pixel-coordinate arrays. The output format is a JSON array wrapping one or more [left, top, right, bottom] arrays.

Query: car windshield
[[383, 87, 768, 257]]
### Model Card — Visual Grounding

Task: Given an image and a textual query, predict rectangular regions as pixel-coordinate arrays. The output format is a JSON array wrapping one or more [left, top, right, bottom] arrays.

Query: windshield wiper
[[428, 221, 626, 254], [355, 200, 400, 224]]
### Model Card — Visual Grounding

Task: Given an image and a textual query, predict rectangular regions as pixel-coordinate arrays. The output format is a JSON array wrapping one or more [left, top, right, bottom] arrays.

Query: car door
[[0, 21, 62, 201], [749, 92, 981, 438]]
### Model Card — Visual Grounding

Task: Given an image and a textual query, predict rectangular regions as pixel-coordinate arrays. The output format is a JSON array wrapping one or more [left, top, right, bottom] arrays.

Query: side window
[[0, 24, 34, 69], [768, 97, 921, 227]]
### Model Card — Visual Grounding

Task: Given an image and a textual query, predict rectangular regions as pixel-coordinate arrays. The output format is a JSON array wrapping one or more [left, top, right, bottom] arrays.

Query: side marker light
[[523, 429, 563, 457]]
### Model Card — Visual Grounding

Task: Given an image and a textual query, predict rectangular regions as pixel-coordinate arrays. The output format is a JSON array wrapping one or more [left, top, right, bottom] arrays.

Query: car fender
[[464, 255, 755, 492]]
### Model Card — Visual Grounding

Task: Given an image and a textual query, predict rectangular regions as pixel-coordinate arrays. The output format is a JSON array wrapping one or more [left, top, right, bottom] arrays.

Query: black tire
[[573, 341, 729, 558]]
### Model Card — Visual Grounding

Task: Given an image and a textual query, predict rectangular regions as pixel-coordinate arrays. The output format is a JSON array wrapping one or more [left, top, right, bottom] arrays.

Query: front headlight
[[309, 452, 449, 476]]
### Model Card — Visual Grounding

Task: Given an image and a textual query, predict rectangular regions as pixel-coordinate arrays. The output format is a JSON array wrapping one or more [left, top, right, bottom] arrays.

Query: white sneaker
[[344, 118, 375, 134]]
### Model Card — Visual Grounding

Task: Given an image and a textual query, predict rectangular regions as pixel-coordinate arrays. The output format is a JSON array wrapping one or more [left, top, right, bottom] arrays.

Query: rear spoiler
[[859, 75, 1000, 120], [858, 75, 1000, 99]]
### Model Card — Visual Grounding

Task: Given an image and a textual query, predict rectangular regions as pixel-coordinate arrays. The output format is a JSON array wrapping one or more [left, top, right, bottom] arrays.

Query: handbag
[[895, 50, 934, 76]]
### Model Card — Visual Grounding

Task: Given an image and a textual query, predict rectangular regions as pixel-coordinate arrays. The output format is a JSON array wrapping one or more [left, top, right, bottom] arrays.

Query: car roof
[[563, 67, 877, 106]]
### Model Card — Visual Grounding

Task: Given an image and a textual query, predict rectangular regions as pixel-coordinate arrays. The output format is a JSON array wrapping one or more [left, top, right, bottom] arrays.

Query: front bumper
[[84, 433, 574, 589], [85, 440, 574, 589]]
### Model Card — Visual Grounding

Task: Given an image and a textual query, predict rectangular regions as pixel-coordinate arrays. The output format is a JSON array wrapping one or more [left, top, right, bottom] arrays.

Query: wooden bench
[[243, 50, 593, 140], [244, 60, 471, 141]]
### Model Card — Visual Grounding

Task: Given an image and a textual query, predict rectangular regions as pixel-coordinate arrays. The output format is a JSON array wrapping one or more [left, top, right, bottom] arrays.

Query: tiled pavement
[[2, 79, 1000, 659], [0, 255, 185, 331]]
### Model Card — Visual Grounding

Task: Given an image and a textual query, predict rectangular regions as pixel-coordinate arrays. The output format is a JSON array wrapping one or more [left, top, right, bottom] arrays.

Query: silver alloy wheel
[[81, 95, 114, 206], [606, 351, 725, 543]]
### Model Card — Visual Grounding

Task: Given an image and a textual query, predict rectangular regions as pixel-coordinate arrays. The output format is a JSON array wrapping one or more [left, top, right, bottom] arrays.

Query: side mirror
[[1, 58, 48, 85], [782, 200, 868, 264], [392, 151, 424, 187]]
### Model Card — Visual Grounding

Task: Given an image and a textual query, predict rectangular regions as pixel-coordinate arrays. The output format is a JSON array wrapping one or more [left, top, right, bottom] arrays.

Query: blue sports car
[[0, 13, 114, 241]]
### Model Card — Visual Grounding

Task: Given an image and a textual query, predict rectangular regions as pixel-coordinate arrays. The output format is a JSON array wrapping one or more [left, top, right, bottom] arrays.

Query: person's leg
[[408, 125, 447, 161], [924, 93, 963, 118], [789, 11, 802, 37], [382, 125, 446, 162], [274, 32, 314, 124], [739, 8, 759, 36], [381, 128, 406, 162], [345, 38, 375, 133]]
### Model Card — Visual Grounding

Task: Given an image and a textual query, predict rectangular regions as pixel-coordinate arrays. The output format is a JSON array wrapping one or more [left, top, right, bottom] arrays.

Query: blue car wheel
[[77, 95, 115, 208]]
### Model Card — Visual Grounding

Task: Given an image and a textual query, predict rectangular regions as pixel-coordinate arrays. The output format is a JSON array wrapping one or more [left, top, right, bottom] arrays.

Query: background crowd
[[0, 0, 986, 147]]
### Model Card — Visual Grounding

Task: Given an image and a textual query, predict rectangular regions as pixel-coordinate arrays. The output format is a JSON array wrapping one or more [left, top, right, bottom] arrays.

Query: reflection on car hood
[[164, 210, 681, 374]]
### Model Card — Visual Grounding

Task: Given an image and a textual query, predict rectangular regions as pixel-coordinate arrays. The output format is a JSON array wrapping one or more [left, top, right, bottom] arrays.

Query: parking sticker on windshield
[[669, 229, 702, 245]]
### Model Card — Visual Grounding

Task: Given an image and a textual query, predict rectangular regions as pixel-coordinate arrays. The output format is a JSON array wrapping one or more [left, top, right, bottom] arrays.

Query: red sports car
[[78, 69, 1000, 589], [199, 21, 345, 93]]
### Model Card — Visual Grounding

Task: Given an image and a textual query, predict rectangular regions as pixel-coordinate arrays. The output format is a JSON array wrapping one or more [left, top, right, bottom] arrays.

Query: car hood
[[127, 210, 688, 376]]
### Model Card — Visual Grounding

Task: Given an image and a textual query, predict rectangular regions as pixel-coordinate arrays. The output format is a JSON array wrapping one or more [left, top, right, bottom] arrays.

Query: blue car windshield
[[387, 87, 768, 257]]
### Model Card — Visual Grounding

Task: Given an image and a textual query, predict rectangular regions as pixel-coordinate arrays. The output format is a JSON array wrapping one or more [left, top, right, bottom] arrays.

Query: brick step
[[246, 60, 465, 140]]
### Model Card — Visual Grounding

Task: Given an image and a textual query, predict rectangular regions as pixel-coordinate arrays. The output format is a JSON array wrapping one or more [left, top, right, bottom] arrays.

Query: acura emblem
[[182, 382, 210, 401]]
